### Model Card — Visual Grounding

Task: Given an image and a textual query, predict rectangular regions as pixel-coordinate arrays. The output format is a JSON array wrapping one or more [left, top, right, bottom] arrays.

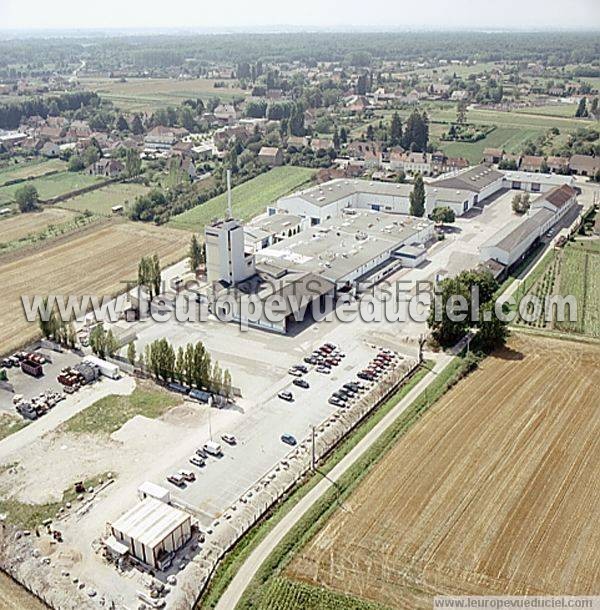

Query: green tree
[[90, 324, 107, 358], [575, 97, 588, 118], [222, 369, 232, 398], [389, 112, 402, 146], [184, 344, 195, 387], [409, 174, 426, 217], [105, 329, 118, 358], [15, 184, 39, 212], [428, 277, 470, 347], [131, 114, 144, 135], [68, 155, 84, 172], [189, 234, 204, 272], [125, 148, 142, 178], [127, 342, 136, 366], [175, 347, 185, 383], [477, 302, 509, 352], [116, 115, 129, 131], [211, 361, 223, 394], [430, 206, 455, 224]]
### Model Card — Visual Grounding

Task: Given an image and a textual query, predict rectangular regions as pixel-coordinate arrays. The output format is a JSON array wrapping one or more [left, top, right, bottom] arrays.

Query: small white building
[[109, 498, 192, 570]]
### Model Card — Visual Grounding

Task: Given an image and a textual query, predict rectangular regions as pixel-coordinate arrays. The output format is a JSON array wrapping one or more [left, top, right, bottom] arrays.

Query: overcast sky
[[1, 0, 599, 32]]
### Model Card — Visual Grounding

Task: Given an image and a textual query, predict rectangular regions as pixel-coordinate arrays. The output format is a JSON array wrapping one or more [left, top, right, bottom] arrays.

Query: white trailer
[[82, 355, 120, 380]]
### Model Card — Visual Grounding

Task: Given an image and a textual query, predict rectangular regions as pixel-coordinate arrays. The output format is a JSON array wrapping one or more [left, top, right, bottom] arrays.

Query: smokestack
[[226, 169, 232, 218]]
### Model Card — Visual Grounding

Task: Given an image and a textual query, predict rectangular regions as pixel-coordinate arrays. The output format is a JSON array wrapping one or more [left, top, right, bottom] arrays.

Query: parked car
[[316, 366, 331, 374], [328, 397, 345, 407], [195, 448, 208, 459], [221, 434, 237, 445], [293, 378, 309, 389], [304, 356, 318, 365], [281, 433, 297, 446], [189, 455, 205, 467], [293, 364, 308, 374], [288, 368, 303, 377], [178, 469, 196, 482], [278, 390, 294, 401], [167, 474, 185, 487]]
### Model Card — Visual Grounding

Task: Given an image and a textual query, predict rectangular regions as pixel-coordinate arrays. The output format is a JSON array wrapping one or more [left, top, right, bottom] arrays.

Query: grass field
[[0, 220, 189, 355], [80, 77, 248, 112], [514, 103, 580, 118], [61, 383, 182, 435], [57, 182, 150, 216], [0, 171, 104, 205], [0, 413, 28, 442], [169, 166, 315, 232], [0, 158, 67, 186], [0, 207, 75, 244], [283, 333, 600, 609]]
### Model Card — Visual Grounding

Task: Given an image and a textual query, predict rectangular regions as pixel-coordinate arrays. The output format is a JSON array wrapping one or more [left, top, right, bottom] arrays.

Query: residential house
[[87, 158, 124, 177], [450, 90, 469, 102], [38, 125, 65, 142], [569, 154, 600, 177], [286, 135, 308, 150], [68, 120, 92, 140], [391, 151, 432, 175], [258, 146, 284, 167], [310, 138, 334, 152], [346, 95, 370, 113], [546, 156, 570, 174], [213, 104, 238, 123], [483, 148, 503, 164], [520, 155, 545, 173], [40, 141, 60, 158], [502, 153, 522, 168], [443, 156, 470, 172], [144, 126, 177, 152], [531, 183, 577, 222]]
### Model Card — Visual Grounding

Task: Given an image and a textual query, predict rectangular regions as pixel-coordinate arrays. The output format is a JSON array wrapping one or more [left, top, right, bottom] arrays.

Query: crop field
[[0, 220, 189, 354], [0, 171, 104, 205], [0, 158, 67, 186], [0, 207, 75, 244], [168, 166, 315, 232], [80, 77, 248, 112], [514, 103, 579, 118], [285, 333, 600, 609], [57, 182, 150, 216], [556, 241, 600, 337]]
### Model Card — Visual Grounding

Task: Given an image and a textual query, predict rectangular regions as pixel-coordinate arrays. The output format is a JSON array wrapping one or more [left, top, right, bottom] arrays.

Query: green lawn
[[514, 103, 580, 118], [169, 166, 316, 233], [0, 171, 105, 205], [0, 158, 67, 186], [58, 182, 151, 216], [0, 413, 28, 441], [61, 384, 182, 435]]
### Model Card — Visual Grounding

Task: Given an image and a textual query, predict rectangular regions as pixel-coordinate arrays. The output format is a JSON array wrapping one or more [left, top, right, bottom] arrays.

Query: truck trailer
[[82, 356, 120, 380]]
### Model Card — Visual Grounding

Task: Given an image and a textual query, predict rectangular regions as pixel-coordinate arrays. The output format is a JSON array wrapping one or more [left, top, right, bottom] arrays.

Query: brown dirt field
[[0, 208, 75, 244], [0, 571, 46, 610], [0, 220, 189, 355], [287, 333, 600, 608]]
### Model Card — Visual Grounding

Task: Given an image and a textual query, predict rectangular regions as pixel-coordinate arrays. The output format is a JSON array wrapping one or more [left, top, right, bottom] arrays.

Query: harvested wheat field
[[0, 220, 189, 354], [287, 333, 600, 609], [0, 208, 75, 244]]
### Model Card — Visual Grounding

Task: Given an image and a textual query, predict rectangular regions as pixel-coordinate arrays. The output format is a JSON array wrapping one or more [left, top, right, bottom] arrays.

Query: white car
[[221, 434, 237, 445]]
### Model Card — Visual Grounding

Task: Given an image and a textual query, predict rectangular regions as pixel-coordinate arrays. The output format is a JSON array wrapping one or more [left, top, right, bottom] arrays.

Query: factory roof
[[432, 164, 504, 192], [482, 208, 555, 253], [111, 498, 190, 549], [256, 209, 432, 283], [502, 170, 574, 187], [278, 177, 472, 209]]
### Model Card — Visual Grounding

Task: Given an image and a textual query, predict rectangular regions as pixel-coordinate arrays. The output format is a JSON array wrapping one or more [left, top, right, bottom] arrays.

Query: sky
[[0, 0, 599, 32]]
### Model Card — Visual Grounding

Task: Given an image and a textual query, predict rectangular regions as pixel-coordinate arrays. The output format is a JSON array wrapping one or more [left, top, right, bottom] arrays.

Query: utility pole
[[311, 425, 316, 471]]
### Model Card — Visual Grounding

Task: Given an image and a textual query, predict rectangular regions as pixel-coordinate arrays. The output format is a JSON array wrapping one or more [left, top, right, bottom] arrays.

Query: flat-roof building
[[109, 498, 192, 570]]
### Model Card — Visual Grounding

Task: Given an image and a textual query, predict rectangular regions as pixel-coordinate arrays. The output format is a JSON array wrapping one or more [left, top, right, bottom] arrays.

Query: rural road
[[214, 348, 460, 610]]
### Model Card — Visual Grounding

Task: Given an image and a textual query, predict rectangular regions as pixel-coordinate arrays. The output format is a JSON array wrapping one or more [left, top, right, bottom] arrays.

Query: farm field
[[514, 103, 579, 118], [57, 182, 150, 216], [0, 171, 104, 205], [556, 240, 600, 337], [0, 220, 189, 354], [169, 166, 315, 232], [80, 77, 248, 112], [284, 333, 600, 610], [0, 571, 46, 610], [0, 207, 75, 244], [0, 158, 67, 186]]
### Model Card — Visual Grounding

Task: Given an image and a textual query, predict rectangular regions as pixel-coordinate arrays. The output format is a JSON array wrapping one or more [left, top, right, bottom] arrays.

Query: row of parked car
[[328, 380, 368, 408], [357, 349, 398, 382], [166, 435, 237, 488], [14, 390, 66, 420]]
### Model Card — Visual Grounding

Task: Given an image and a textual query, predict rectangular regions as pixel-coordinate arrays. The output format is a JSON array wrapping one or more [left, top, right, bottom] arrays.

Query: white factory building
[[480, 184, 577, 267], [108, 497, 192, 570]]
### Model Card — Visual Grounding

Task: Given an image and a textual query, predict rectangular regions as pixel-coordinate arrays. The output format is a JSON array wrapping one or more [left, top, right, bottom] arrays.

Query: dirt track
[[0, 221, 188, 354], [287, 334, 600, 608]]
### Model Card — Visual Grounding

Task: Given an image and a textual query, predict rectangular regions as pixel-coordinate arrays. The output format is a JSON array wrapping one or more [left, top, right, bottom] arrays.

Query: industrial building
[[109, 497, 192, 570], [480, 184, 577, 268]]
